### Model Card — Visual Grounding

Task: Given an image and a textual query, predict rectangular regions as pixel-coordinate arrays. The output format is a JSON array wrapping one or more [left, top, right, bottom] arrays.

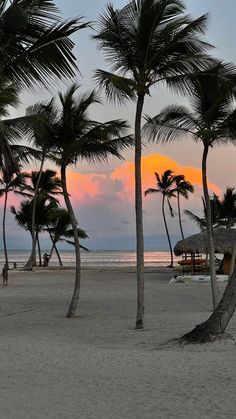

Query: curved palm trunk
[[180, 261, 236, 343], [49, 238, 63, 266], [177, 192, 184, 240], [61, 164, 81, 318], [47, 226, 63, 266], [135, 94, 145, 329], [2, 189, 9, 285], [54, 243, 63, 266], [202, 145, 219, 310], [162, 195, 173, 267], [24, 154, 45, 269]]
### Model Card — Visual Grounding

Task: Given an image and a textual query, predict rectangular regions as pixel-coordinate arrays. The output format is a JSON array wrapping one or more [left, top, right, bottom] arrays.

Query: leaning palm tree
[[143, 62, 236, 310], [94, 0, 212, 329], [145, 170, 176, 267], [0, 0, 89, 175], [47, 207, 89, 266], [173, 174, 194, 239], [35, 84, 132, 318]]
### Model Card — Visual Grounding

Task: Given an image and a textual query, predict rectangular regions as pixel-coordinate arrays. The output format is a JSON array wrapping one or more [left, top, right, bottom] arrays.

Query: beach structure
[[174, 227, 236, 275]]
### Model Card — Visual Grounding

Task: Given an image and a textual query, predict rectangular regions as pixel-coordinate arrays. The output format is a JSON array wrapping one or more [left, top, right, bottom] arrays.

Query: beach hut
[[174, 227, 236, 274]]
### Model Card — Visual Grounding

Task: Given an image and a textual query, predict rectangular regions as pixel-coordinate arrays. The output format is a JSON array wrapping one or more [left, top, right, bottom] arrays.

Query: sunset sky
[[2, 0, 236, 251]]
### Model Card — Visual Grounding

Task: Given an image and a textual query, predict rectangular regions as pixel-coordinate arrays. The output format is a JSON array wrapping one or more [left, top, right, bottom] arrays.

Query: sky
[[2, 0, 236, 251]]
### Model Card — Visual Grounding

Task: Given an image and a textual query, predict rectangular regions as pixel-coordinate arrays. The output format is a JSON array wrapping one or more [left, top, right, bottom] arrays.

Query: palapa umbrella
[[174, 227, 236, 275], [174, 227, 236, 256]]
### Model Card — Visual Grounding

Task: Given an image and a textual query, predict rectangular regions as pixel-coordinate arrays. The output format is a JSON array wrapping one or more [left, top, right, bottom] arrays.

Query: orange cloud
[[1, 154, 220, 211], [66, 171, 106, 205], [111, 153, 221, 200]]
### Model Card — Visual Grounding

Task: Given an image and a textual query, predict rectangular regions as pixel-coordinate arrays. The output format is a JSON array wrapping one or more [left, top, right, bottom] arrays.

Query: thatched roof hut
[[174, 227, 236, 256]]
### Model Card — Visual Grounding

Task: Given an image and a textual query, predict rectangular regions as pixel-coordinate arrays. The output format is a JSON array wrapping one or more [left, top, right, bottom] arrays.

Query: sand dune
[[0, 267, 235, 419]]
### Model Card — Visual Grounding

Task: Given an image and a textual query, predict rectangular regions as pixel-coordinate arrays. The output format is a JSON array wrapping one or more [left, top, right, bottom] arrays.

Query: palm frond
[[143, 104, 198, 143], [94, 70, 136, 103]]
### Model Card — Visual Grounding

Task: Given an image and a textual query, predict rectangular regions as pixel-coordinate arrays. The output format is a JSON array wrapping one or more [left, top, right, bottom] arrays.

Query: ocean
[[0, 249, 181, 268]]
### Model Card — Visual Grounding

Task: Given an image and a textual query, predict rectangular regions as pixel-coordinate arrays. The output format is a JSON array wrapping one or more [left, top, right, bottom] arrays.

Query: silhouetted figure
[[43, 253, 49, 267], [2, 264, 8, 286]]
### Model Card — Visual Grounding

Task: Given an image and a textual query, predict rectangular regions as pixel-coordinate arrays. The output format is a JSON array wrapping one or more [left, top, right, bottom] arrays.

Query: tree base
[[135, 319, 144, 329], [178, 321, 222, 344]]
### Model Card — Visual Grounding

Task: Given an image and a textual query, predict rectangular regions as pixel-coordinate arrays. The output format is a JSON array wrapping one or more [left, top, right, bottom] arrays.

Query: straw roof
[[174, 227, 236, 256]]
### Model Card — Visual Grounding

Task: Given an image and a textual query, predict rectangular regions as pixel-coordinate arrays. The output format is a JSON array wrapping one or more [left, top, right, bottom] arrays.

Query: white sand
[[1, 266, 236, 419]]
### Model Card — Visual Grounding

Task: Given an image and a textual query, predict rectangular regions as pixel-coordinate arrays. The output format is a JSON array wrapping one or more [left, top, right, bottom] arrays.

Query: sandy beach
[[1, 266, 236, 419]]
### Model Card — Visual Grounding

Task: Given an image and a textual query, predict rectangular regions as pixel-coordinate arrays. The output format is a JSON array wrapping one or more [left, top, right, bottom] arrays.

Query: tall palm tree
[[173, 174, 194, 239], [145, 170, 176, 267], [94, 0, 212, 329], [0, 169, 28, 284], [143, 62, 236, 310], [33, 84, 132, 318], [0, 0, 89, 176]]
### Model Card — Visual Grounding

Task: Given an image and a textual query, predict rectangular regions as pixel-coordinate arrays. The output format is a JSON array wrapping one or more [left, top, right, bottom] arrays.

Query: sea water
[[0, 249, 181, 268]]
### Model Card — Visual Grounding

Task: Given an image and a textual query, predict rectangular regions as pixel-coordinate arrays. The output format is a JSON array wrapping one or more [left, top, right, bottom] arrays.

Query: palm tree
[[94, 0, 212, 329], [143, 62, 236, 311], [173, 175, 194, 239], [34, 84, 132, 318], [0, 0, 89, 176], [0, 169, 28, 284], [145, 170, 176, 267], [11, 197, 58, 266], [185, 188, 236, 230], [47, 207, 89, 266], [23, 165, 62, 269]]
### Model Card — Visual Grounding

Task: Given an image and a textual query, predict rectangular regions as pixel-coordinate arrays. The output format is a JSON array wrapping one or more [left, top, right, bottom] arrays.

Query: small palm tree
[[47, 208, 89, 266], [145, 170, 176, 267], [23, 169, 63, 267], [173, 175, 194, 240], [11, 197, 58, 266], [185, 187, 236, 230], [94, 0, 212, 329]]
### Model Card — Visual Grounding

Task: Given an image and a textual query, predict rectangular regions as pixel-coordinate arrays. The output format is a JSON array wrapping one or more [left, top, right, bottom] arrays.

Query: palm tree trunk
[[2, 189, 9, 285], [61, 164, 81, 318], [135, 94, 145, 329], [179, 263, 236, 343], [36, 232, 42, 266], [177, 192, 184, 240], [162, 195, 173, 267], [202, 145, 219, 310], [49, 238, 63, 267], [54, 243, 63, 266], [24, 154, 45, 269], [47, 225, 63, 266]]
